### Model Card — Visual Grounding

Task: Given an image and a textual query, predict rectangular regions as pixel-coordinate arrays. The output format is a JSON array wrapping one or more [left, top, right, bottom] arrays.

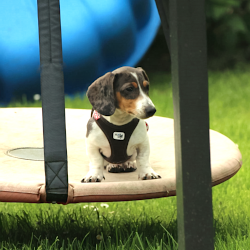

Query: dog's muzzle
[[145, 106, 156, 118]]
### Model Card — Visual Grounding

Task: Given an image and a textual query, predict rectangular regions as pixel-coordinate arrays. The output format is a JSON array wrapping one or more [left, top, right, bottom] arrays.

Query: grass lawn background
[[1, 66, 250, 249]]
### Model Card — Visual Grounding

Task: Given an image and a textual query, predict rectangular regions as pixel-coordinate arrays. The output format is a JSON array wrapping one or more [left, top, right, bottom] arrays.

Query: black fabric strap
[[37, 0, 68, 203]]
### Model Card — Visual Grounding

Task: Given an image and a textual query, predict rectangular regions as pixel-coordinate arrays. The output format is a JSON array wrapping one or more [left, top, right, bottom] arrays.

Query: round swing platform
[[0, 108, 242, 204]]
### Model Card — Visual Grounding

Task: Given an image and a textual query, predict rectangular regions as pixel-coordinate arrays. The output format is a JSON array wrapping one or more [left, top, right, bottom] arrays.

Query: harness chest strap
[[93, 111, 140, 164]]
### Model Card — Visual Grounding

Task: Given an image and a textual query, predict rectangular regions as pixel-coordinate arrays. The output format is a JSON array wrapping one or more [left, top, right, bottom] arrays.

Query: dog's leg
[[107, 161, 137, 173], [136, 137, 161, 180], [81, 144, 105, 183]]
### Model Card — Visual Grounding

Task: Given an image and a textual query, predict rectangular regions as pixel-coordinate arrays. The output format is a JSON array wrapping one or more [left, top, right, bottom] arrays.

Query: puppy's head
[[87, 66, 156, 119]]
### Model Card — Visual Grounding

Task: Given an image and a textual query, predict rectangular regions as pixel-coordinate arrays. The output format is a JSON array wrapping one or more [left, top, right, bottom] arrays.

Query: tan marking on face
[[143, 81, 149, 88], [132, 82, 138, 88], [116, 92, 138, 115]]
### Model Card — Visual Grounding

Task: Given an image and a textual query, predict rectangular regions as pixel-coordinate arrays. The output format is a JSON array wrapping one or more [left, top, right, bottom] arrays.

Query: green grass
[[2, 66, 250, 249]]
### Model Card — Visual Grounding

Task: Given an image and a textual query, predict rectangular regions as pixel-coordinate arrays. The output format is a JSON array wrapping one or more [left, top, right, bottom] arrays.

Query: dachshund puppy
[[81, 66, 161, 182]]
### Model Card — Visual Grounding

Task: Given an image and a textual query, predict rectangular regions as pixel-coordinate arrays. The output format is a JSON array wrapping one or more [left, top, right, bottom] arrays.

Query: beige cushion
[[0, 108, 242, 203]]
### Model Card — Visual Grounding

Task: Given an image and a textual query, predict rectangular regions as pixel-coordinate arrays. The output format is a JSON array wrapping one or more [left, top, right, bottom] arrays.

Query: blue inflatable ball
[[0, 0, 160, 104]]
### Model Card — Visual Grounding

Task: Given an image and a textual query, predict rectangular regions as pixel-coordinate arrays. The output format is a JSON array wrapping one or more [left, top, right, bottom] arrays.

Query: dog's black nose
[[145, 106, 156, 117]]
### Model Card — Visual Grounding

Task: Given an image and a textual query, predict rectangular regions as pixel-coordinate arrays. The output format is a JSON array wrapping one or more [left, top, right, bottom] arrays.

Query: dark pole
[[155, 0, 214, 249], [37, 0, 68, 203], [170, 0, 214, 248]]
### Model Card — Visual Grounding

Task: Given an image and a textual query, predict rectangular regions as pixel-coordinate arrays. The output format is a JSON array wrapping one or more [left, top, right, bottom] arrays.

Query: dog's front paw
[[81, 170, 105, 183], [138, 168, 161, 180], [107, 161, 137, 173]]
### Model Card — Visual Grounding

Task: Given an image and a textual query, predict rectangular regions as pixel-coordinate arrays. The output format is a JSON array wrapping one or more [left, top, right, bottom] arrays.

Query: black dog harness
[[92, 111, 140, 164]]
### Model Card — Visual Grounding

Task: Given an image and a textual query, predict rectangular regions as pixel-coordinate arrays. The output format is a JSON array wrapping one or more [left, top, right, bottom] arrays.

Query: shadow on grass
[[0, 204, 178, 249]]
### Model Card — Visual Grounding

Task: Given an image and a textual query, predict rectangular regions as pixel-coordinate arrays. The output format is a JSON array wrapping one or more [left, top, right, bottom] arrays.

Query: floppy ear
[[87, 72, 116, 116], [137, 67, 149, 81]]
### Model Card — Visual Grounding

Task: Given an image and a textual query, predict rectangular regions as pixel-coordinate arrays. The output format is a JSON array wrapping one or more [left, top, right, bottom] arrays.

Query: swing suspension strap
[[37, 0, 68, 203]]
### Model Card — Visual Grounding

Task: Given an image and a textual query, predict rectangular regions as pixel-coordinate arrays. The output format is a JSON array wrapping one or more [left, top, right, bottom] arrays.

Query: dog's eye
[[144, 85, 149, 93], [126, 87, 134, 92]]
